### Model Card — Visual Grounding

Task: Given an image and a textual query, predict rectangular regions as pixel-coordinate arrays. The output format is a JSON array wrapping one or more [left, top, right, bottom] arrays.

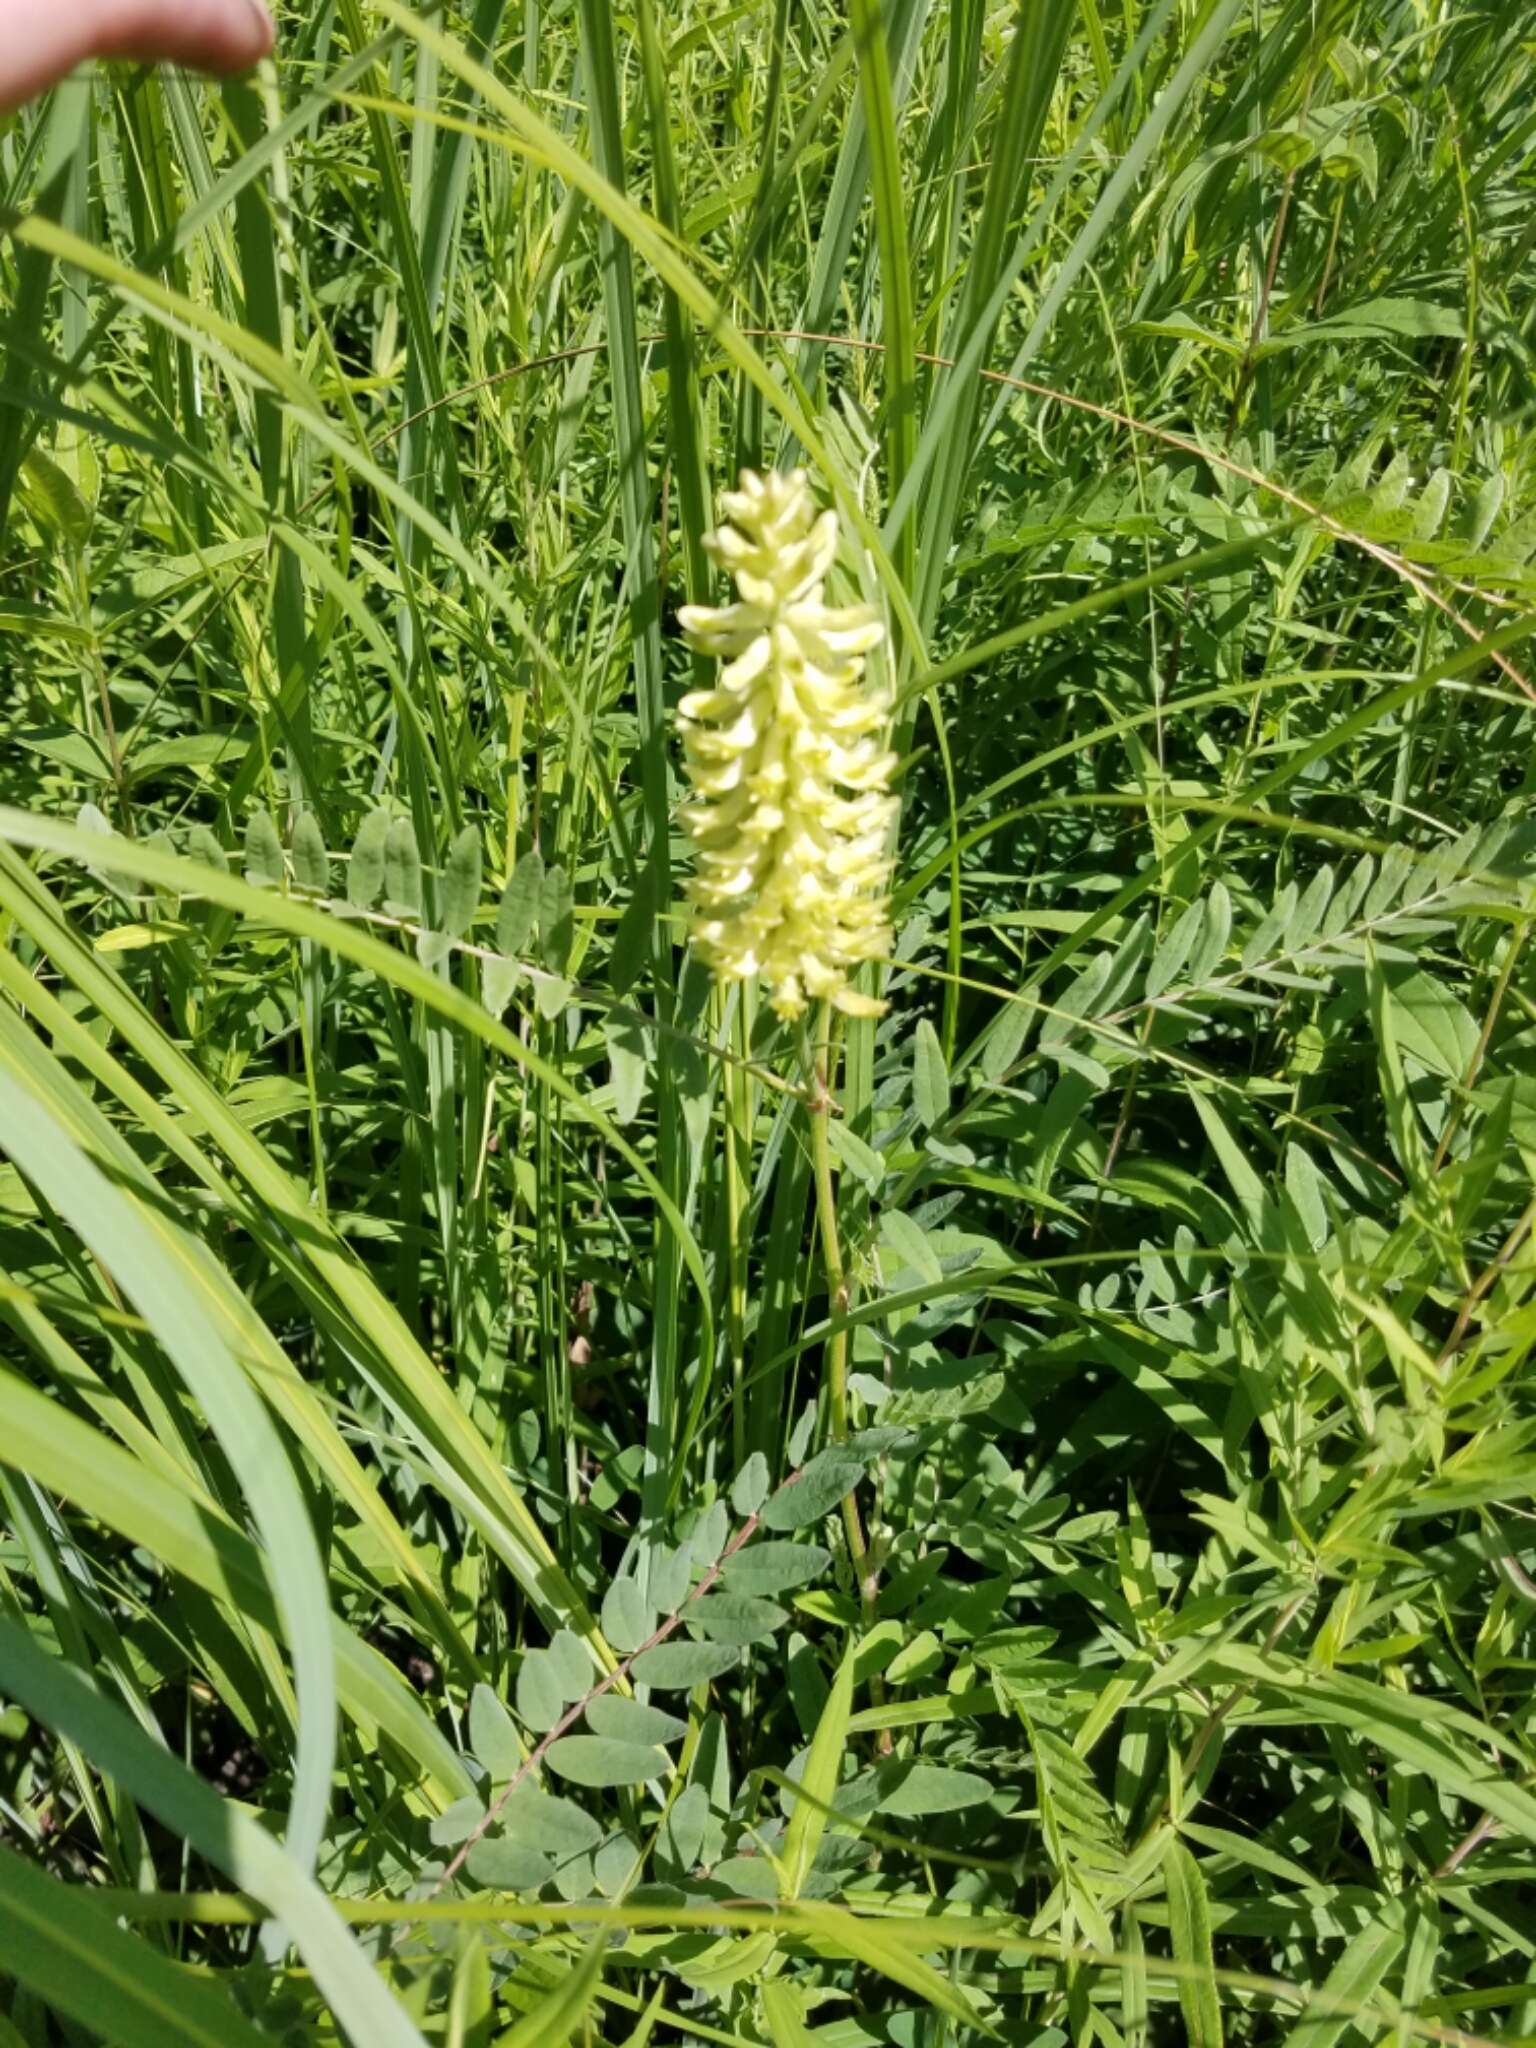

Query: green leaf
[[482, 954, 520, 1018], [686, 1593, 788, 1644], [1163, 1838, 1223, 2048], [497, 1934, 606, 2048], [496, 850, 544, 955], [601, 1578, 655, 1655], [544, 1735, 668, 1787], [1278, 1914, 1403, 2048], [0, 1843, 275, 2048], [499, 1785, 604, 1858], [761, 1447, 868, 1531], [468, 1683, 524, 1781], [515, 1650, 565, 1733], [827, 1120, 886, 1192], [185, 824, 228, 876], [629, 1641, 741, 1690], [0, 1621, 424, 2047], [912, 1018, 949, 1128], [585, 1695, 687, 1746], [384, 817, 422, 916], [782, 1637, 855, 1897], [731, 1451, 770, 1517], [291, 810, 329, 894], [464, 1838, 552, 1892], [348, 806, 389, 909], [243, 810, 285, 889], [873, 1761, 993, 1817], [880, 1210, 943, 1284], [720, 1541, 832, 1598], [442, 823, 483, 939], [539, 861, 574, 970]]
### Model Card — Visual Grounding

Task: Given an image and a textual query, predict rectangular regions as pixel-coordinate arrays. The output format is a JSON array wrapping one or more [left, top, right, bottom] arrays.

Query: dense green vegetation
[[2, 0, 1535, 2041]]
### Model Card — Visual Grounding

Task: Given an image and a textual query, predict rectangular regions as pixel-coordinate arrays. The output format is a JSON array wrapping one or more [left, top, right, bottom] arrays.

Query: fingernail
[[244, 0, 276, 53]]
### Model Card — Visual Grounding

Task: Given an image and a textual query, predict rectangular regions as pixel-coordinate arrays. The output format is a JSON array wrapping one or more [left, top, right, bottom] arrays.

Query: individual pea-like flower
[[676, 469, 897, 1020]]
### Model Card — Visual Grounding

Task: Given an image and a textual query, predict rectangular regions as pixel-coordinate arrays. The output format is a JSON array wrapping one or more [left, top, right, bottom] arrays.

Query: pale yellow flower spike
[[677, 469, 897, 1022]]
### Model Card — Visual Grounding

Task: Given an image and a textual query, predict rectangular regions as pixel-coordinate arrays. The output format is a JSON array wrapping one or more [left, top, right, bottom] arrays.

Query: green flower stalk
[[677, 469, 896, 1021]]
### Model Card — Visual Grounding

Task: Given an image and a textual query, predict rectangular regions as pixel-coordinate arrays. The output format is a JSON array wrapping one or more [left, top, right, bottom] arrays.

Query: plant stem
[[809, 1004, 884, 1662]]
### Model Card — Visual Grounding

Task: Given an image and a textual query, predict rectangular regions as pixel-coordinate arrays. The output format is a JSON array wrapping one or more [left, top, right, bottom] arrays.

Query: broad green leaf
[[585, 1695, 688, 1746], [720, 1541, 831, 1598], [348, 806, 389, 909], [545, 1735, 668, 1787], [1163, 1838, 1223, 2048], [629, 1641, 741, 1689], [442, 823, 483, 939], [912, 1018, 949, 1128]]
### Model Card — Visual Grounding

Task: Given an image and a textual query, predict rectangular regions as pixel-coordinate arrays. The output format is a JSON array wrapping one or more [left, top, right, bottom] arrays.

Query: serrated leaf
[[629, 1641, 740, 1690], [384, 818, 421, 916], [585, 1696, 686, 1746], [687, 1594, 787, 1645], [730, 1453, 769, 1518], [442, 824, 482, 939], [600, 1578, 654, 1655], [515, 1650, 564, 1733], [243, 811, 285, 890], [347, 807, 389, 909], [761, 1447, 867, 1531], [545, 1736, 667, 1788], [912, 1018, 949, 1128], [290, 811, 328, 894]]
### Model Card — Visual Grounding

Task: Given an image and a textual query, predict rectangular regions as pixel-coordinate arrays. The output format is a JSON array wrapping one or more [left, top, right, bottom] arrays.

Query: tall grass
[[1, 2, 1535, 2042]]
